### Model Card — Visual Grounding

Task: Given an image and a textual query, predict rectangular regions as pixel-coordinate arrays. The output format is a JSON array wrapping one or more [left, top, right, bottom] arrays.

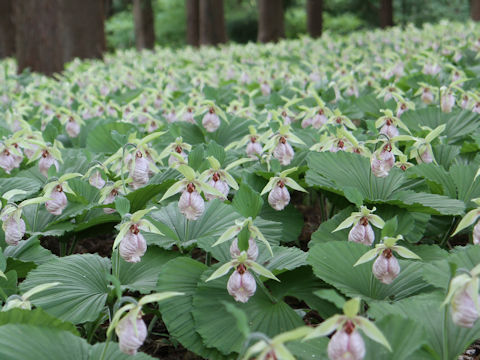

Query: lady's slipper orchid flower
[[304, 298, 391, 360], [160, 165, 226, 220], [333, 206, 384, 246], [112, 208, 163, 263], [354, 235, 421, 284], [261, 167, 307, 211], [43, 173, 82, 216], [442, 264, 480, 328], [107, 292, 183, 355], [0, 192, 48, 246]]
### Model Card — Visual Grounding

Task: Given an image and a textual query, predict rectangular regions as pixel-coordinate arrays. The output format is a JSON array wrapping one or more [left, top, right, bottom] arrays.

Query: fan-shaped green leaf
[[115, 246, 179, 294], [368, 292, 480, 360], [86, 122, 137, 153], [156, 257, 227, 360], [363, 315, 427, 360], [0, 324, 89, 360], [308, 242, 430, 301], [192, 266, 304, 355], [0, 308, 78, 335], [20, 254, 110, 324]]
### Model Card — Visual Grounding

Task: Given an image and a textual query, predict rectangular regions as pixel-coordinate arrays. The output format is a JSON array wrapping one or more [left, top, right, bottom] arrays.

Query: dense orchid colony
[[0, 21, 479, 359]]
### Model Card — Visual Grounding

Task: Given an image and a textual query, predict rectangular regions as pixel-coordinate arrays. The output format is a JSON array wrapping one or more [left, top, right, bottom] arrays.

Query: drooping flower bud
[[65, 116, 80, 138], [45, 185, 68, 216], [260, 82, 271, 96], [205, 173, 229, 201], [441, 92, 455, 113], [39, 150, 59, 177], [178, 183, 205, 220], [89, 170, 106, 189], [311, 109, 327, 129], [273, 137, 294, 166], [348, 217, 375, 246], [372, 249, 400, 284], [371, 146, 394, 178], [396, 102, 408, 118], [103, 188, 118, 214], [119, 223, 147, 263], [1, 214, 26, 246], [268, 181, 290, 211], [421, 88, 434, 104], [327, 321, 366, 360], [230, 237, 258, 261], [130, 151, 150, 189], [419, 148, 433, 164], [183, 107, 195, 124], [451, 287, 479, 328], [168, 145, 188, 167], [0, 149, 16, 174], [116, 313, 147, 355], [473, 220, 480, 245], [227, 264, 257, 303], [301, 117, 313, 128], [246, 137, 263, 158], [379, 118, 399, 138], [202, 107, 220, 133]]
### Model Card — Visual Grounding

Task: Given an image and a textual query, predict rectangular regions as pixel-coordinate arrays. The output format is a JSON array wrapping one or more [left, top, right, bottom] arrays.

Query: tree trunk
[[472, 0, 480, 21], [0, 0, 15, 58], [257, 0, 285, 43], [133, 0, 155, 50], [306, 0, 323, 38], [60, 0, 106, 62], [199, 0, 227, 46], [14, 0, 64, 75], [379, 0, 393, 28], [186, 0, 199, 46]]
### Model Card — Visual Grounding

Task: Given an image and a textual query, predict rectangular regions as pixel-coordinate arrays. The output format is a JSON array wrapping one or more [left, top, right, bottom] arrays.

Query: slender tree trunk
[[60, 0, 106, 62], [306, 0, 323, 38], [379, 0, 393, 28], [14, 0, 64, 75], [199, 0, 227, 46], [472, 0, 480, 21], [0, 0, 15, 58], [186, 0, 200, 46], [133, 0, 155, 50], [257, 0, 285, 43]]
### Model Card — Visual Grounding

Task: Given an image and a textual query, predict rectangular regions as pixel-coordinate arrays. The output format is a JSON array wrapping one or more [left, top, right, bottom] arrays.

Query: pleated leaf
[[20, 254, 110, 324]]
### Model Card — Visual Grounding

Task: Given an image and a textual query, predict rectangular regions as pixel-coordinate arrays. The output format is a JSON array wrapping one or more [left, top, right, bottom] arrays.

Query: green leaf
[[115, 246, 179, 294], [86, 122, 137, 153], [222, 302, 250, 338], [343, 186, 364, 207], [232, 183, 264, 219], [0, 308, 78, 335], [308, 242, 430, 301], [306, 152, 465, 215], [369, 292, 480, 360], [0, 324, 89, 360], [20, 254, 110, 324], [192, 266, 304, 355], [147, 200, 240, 250], [381, 217, 398, 238], [0, 178, 42, 201], [4, 236, 55, 266], [113, 197, 130, 218], [206, 141, 226, 165], [188, 145, 205, 170], [259, 204, 303, 244], [363, 315, 427, 360], [0, 270, 17, 300], [422, 245, 480, 291], [156, 258, 226, 359], [89, 342, 154, 360]]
